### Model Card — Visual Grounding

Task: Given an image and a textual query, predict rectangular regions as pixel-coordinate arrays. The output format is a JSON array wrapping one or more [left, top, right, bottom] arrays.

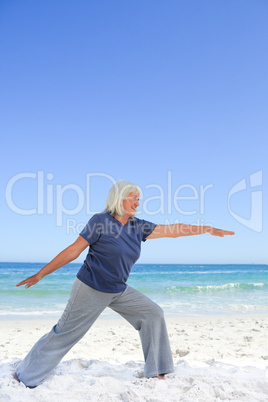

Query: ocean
[[0, 262, 267, 320]]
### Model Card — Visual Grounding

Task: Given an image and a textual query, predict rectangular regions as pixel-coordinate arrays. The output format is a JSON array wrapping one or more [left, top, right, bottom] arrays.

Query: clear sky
[[1, 0, 267, 264]]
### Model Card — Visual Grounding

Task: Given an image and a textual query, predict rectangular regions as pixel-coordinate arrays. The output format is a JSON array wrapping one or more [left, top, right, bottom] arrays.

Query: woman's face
[[122, 192, 140, 217]]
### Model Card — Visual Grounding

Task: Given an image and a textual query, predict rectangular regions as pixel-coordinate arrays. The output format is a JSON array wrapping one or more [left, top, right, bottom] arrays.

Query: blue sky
[[1, 0, 267, 264]]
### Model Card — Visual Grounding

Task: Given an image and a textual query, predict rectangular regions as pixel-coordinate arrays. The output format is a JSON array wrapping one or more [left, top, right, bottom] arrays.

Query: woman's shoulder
[[86, 211, 110, 224], [92, 211, 110, 219]]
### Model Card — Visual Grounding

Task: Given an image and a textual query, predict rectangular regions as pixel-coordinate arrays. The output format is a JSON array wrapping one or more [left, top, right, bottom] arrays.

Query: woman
[[14, 180, 234, 387]]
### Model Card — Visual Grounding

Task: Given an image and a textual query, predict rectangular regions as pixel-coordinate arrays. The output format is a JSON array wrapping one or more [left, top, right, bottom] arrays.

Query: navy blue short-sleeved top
[[76, 211, 157, 293]]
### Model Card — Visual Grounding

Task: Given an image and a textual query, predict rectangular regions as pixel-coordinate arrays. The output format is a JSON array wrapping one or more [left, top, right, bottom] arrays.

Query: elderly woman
[[14, 180, 234, 387]]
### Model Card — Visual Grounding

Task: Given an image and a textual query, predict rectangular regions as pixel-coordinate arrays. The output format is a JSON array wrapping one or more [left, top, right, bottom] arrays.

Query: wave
[[165, 282, 266, 293]]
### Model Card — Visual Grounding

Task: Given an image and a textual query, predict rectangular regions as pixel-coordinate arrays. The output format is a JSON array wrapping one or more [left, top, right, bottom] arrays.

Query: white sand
[[1, 315, 268, 401]]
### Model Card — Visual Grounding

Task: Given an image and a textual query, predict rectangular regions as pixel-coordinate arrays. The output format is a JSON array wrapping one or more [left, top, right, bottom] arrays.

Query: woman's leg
[[16, 279, 114, 387], [109, 286, 174, 378]]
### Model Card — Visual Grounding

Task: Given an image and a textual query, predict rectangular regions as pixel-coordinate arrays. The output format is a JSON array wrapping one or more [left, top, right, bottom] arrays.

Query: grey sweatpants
[[16, 278, 174, 387]]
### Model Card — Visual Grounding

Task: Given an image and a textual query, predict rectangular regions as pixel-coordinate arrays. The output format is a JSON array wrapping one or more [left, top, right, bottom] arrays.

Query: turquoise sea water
[[0, 263, 267, 319]]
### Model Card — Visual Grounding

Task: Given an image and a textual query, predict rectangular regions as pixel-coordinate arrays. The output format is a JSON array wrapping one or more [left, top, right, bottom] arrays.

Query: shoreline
[[0, 309, 268, 323], [1, 311, 268, 321], [1, 311, 268, 320]]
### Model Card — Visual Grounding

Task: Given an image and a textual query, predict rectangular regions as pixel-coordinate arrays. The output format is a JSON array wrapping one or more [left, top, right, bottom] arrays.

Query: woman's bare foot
[[12, 372, 20, 383], [155, 374, 166, 380], [12, 372, 37, 388]]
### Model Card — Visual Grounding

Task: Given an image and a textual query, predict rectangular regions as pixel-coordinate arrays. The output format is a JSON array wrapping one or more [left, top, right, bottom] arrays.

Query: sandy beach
[[1, 314, 267, 401]]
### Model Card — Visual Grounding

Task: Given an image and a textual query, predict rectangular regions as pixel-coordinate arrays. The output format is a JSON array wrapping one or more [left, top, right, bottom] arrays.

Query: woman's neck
[[113, 214, 130, 226]]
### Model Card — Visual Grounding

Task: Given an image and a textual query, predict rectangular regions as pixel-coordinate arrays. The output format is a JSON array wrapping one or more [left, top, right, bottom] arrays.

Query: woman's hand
[[207, 227, 235, 237], [16, 272, 43, 289]]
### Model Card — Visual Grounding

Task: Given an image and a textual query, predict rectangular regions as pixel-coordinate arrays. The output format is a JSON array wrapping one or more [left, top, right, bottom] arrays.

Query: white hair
[[105, 180, 141, 216]]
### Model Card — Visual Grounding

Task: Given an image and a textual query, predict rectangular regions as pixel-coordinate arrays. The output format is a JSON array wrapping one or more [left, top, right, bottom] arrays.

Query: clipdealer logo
[[5, 170, 264, 233]]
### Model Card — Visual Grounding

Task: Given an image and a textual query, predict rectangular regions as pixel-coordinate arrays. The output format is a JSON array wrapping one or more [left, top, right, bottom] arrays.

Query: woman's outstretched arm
[[146, 224, 235, 239], [16, 236, 89, 289]]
